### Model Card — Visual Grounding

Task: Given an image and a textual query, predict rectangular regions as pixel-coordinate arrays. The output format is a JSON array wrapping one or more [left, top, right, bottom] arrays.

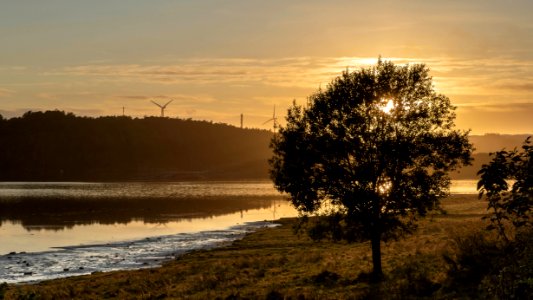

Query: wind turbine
[[151, 99, 173, 117], [263, 105, 278, 132]]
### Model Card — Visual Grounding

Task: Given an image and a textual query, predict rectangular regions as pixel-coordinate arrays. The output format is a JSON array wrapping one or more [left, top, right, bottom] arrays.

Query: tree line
[[0, 111, 273, 181]]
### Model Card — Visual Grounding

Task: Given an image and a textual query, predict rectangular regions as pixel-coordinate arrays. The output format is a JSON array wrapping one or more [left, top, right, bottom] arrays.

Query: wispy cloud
[[34, 55, 533, 131], [117, 93, 217, 104], [458, 102, 533, 113], [46, 56, 533, 107], [0, 88, 15, 97], [492, 81, 533, 92], [36, 91, 103, 101], [0, 108, 34, 118], [0, 66, 27, 71], [49, 58, 344, 88]]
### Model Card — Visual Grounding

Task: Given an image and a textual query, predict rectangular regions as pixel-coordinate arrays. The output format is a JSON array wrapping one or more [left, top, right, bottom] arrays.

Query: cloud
[[0, 88, 15, 97], [492, 82, 533, 92], [36, 92, 58, 100], [47, 57, 373, 88], [117, 93, 217, 104], [458, 102, 533, 113], [36, 91, 103, 101], [456, 102, 533, 135], [48, 56, 532, 95], [0, 66, 27, 71], [40, 55, 532, 126], [0, 108, 32, 118]]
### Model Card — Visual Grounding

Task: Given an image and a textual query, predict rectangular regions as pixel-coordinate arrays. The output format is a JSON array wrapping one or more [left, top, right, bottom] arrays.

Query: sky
[[0, 0, 532, 134]]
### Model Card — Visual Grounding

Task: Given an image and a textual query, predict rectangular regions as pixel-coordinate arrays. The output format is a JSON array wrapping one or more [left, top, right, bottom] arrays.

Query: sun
[[381, 99, 395, 114]]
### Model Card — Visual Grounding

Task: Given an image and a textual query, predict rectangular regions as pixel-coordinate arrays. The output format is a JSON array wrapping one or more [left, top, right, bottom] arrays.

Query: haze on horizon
[[1, 0, 532, 135]]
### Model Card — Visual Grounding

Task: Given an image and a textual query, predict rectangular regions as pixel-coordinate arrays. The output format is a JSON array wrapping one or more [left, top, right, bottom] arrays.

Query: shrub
[[441, 229, 533, 299], [477, 136, 532, 241]]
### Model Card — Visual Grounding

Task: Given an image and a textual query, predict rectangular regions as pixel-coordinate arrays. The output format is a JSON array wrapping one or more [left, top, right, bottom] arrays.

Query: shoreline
[[1, 194, 490, 299], [0, 221, 279, 284]]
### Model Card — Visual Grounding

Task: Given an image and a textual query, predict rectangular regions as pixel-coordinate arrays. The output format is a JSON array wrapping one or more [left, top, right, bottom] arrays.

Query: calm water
[[0, 180, 478, 283], [0, 181, 296, 253]]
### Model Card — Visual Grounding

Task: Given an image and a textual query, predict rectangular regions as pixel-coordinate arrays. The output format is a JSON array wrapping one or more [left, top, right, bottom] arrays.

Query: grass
[[2, 194, 490, 299]]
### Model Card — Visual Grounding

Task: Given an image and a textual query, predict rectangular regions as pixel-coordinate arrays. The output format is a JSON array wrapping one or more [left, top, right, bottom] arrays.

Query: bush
[[477, 136, 532, 241], [479, 229, 533, 299], [384, 257, 441, 299], [441, 229, 533, 299]]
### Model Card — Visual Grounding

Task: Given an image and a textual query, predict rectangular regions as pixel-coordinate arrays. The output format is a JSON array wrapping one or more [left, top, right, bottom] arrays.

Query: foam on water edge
[[0, 221, 277, 284]]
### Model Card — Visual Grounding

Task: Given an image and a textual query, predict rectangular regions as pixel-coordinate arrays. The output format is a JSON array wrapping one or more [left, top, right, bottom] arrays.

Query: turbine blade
[[163, 99, 174, 108], [262, 118, 274, 125], [151, 100, 163, 108]]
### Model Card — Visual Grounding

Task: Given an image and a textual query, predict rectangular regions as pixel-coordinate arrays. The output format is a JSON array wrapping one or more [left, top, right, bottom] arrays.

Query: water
[[450, 179, 478, 195], [0, 181, 297, 283], [0, 180, 479, 283]]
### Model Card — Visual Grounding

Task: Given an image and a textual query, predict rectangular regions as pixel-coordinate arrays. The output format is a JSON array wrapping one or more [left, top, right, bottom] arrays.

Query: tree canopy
[[269, 59, 472, 278]]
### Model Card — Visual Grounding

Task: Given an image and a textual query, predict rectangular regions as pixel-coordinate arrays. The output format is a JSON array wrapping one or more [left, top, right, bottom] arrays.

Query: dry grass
[[2, 194, 488, 299]]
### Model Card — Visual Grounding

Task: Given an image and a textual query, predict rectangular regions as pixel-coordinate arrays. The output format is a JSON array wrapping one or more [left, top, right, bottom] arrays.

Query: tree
[[269, 59, 472, 279], [477, 137, 532, 241]]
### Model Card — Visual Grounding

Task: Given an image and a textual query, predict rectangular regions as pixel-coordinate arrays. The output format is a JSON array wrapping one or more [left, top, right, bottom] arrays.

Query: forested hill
[[0, 111, 274, 181], [0, 111, 530, 181]]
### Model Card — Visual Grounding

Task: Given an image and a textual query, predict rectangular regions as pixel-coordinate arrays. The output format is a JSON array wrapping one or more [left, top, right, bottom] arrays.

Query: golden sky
[[1, 1, 532, 134]]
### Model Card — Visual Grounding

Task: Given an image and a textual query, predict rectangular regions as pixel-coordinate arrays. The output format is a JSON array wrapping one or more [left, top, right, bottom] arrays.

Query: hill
[[0, 112, 529, 181], [451, 133, 531, 179], [0, 111, 273, 181], [469, 133, 530, 153]]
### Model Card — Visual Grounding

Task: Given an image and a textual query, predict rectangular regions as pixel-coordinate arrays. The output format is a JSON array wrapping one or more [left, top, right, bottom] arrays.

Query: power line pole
[[240, 113, 243, 129]]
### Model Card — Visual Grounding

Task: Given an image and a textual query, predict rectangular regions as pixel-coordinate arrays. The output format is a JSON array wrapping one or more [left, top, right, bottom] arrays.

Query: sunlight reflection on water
[[0, 181, 295, 254], [450, 179, 478, 194]]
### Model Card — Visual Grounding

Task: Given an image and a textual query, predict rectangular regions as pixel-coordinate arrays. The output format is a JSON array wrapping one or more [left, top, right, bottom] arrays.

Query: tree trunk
[[371, 232, 383, 280]]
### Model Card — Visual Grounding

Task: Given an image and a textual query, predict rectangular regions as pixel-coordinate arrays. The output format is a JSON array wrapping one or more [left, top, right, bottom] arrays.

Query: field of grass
[[1, 194, 494, 299]]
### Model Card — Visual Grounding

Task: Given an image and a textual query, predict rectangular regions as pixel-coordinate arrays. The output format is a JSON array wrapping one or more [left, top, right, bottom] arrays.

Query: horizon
[[1, 1, 532, 135], [2, 110, 532, 137]]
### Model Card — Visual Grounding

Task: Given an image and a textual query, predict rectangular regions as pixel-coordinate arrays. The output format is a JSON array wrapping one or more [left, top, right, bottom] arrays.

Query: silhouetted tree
[[269, 59, 472, 278], [477, 137, 532, 241]]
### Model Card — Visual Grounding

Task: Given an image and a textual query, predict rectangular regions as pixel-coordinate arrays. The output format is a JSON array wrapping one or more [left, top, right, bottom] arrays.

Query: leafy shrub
[[478, 229, 533, 299], [441, 229, 533, 299], [477, 136, 532, 241]]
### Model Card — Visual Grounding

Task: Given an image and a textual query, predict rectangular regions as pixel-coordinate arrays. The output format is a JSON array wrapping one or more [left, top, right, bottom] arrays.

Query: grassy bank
[[2, 195, 491, 299]]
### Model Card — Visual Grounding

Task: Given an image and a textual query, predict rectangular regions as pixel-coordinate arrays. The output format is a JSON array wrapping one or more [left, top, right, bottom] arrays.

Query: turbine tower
[[263, 105, 278, 132], [151, 99, 173, 117]]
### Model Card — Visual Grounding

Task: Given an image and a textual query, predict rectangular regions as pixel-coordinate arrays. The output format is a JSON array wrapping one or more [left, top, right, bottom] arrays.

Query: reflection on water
[[0, 180, 478, 254], [450, 179, 478, 195], [0, 181, 299, 283], [1, 195, 283, 230], [0, 181, 296, 254]]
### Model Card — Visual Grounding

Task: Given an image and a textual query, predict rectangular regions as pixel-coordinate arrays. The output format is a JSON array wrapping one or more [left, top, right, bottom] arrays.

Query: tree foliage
[[269, 59, 472, 277], [477, 137, 533, 241], [0, 111, 272, 181]]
